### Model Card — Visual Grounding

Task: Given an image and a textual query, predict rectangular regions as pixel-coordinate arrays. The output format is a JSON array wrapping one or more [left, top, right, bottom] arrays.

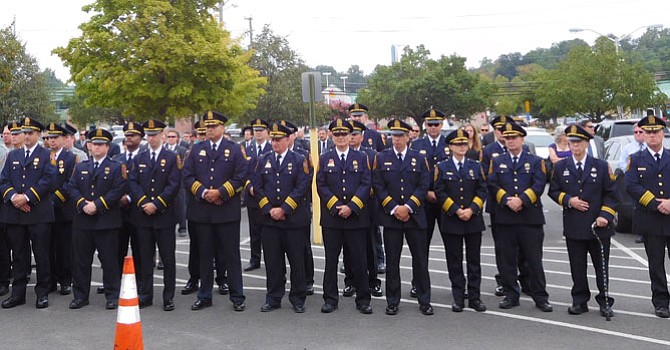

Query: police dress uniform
[[316, 119, 372, 313], [624, 114, 670, 318], [435, 129, 487, 311], [182, 111, 246, 310], [128, 120, 182, 310], [68, 129, 126, 309], [45, 123, 77, 295], [0, 118, 57, 308], [549, 124, 618, 316], [373, 119, 433, 315], [253, 123, 311, 311], [486, 122, 551, 311], [348, 103, 384, 152]]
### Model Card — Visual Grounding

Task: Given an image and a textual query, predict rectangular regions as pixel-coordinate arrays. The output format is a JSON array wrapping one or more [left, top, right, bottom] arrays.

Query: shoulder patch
[[240, 144, 247, 158], [303, 158, 310, 174], [434, 166, 439, 183], [540, 159, 546, 175], [176, 154, 183, 170], [121, 163, 128, 179]]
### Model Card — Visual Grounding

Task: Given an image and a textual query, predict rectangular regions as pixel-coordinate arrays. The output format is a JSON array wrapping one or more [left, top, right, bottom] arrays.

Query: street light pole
[[322, 72, 331, 87], [341, 76, 348, 94], [569, 24, 663, 54]]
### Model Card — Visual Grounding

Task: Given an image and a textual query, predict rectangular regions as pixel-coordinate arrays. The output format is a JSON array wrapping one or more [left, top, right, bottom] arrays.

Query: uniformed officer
[[68, 128, 126, 310], [44, 123, 77, 296], [317, 119, 373, 314], [128, 119, 182, 311], [63, 124, 88, 162], [0, 117, 56, 309], [435, 129, 487, 313], [549, 124, 617, 317], [373, 119, 433, 316], [409, 107, 449, 298], [348, 103, 384, 152], [487, 122, 552, 312], [625, 114, 670, 318], [182, 111, 246, 312], [243, 118, 272, 272], [252, 122, 311, 313]]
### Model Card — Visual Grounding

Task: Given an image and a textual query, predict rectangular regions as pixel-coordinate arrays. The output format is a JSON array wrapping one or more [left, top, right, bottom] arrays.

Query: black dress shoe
[[342, 285, 356, 297], [163, 299, 175, 311], [260, 303, 280, 312], [1, 296, 26, 309], [452, 302, 464, 313], [600, 305, 614, 318], [409, 286, 418, 298], [494, 285, 505, 297], [358, 304, 373, 314], [157, 261, 164, 270], [321, 303, 337, 313], [0, 285, 9, 296], [370, 284, 383, 297], [36, 296, 49, 309], [181, 281, 198, 295], [106, 299, 118, 310], [59, 285, 72, 296], [306, 284, 314, 296], [535, 300, 553, 312], [420, 304, 434, 316], [96, 286, 105, 294], [469, 299, 487, 312], [385, 305, 399, 315], [567, 304, 589, 315], [191, 299, 212, 311], [377, 263, 386, 274], [499, 297, 520, 309], [244, 263, 260, 272], [69, 298, 89, 309], [233, 302, 246, 312], [655, 306, 670, 318], [218, 283, 229, 295], [293, 304, 305, 313], [139, 300, 153, 309]]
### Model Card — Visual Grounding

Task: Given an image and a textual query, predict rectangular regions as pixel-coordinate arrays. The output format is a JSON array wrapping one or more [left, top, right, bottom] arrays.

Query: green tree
[[53, 0, 265, 123], [0, 27, 55, 124]]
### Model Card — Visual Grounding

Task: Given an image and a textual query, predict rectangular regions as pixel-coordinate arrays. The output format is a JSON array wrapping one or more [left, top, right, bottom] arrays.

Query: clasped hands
[[203, 189, 223, 205], [10, 194, 30, 213]]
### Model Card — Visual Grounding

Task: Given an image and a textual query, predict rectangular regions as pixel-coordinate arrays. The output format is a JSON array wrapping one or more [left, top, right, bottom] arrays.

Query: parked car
[[525, 129, 554, 159]]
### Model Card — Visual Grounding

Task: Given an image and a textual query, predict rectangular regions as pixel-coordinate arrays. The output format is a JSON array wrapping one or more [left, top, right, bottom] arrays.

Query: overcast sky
[[2, 0, 668, 83]]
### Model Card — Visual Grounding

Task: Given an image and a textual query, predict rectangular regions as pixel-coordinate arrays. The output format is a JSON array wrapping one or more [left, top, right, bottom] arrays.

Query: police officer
[[182, 111, 246, 312], [0, 117, 56, 309], [128, 119, 182, 311], [625, 114, 670, 318], [68, 128, 126, 310], [45, 123, 77, 296], [373, 119, 433, 316], [348, 103, 384, 152], [435, 129, 487, 313], [252, 122, 311, 313], [63, 124, 88, 162], [243, 118, 272, 272], [317, 119, 373, 314], [487, 122, 552, 312], [549, 124, 617, 317], [410, 107, 449, 298]]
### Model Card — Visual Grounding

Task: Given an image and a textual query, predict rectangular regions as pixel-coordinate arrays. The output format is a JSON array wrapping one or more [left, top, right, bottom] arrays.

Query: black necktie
[[276, 154, 282, 167], [128, 153, 133, 162], [341, 153, 346, 164], [257, 145, 261, 157], [655, 153, 661, 164], [512, 156, 518, 168], [151, 151, 156, 164], [25, 149, 30, 162], [397, 152, 403, 162], [457, 161, 464, 176], [322, 142, 326, 154], [212, 143, 217, 152], [93, 161, 99, 171], [432, 140, 437, 151], [576, 161, 583, 178]]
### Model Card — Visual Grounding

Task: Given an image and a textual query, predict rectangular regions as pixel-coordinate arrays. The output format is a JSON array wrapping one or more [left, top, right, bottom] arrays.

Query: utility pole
[[244, 16, 253, 49]]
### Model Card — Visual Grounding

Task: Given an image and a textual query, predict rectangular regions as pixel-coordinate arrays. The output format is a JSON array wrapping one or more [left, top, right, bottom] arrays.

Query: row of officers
[[0, 106, 669, 319]]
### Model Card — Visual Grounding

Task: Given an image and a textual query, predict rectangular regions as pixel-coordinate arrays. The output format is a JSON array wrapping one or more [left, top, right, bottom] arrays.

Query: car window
[[611, 123, 634, 138], [524, 134, 554, 147]]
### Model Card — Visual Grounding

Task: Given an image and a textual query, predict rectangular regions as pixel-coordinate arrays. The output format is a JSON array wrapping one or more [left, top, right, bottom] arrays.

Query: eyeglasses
[[427, 124, 441, 128], [411, 129, 420, 132], [634, 131, 644, 134], [480, 128, 489, 132], [167, 135, 178, 138]]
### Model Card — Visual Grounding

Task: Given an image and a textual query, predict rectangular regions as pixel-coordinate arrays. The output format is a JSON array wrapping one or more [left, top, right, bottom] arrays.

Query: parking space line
[[611, 238, 648, 267]]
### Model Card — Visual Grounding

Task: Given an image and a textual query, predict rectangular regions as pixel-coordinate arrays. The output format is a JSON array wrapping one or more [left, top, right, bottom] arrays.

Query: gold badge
[[104, 167, 110, 175], [160, 158, 166, 167], [353, 160, 358, 170], [419, 150, 426, 154], [33, 157, 40, 166], [492, 153, 499, 158], [224, 149, 230, 157], [469, 169, 474, 177], [199, 150, 207, 157], [287, 162, 293, 172], [327, 159, 335, 167], [499, 164, 507, 169], [58, 160, 64, 174], [524, 163, 530, 172], [265, 161, 272, 168], [368, 139, 373, 145], [411, 158, 416, 166]]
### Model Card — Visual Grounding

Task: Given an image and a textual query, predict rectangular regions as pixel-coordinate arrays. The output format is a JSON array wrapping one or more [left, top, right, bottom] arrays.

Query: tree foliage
[[53, 0, 266, 123], [0, 27, 55, 125]]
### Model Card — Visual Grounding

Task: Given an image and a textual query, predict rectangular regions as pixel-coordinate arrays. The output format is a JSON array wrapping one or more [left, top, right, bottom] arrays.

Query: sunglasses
[[634, 131, 644, 134], [167, 135, 178, 138]]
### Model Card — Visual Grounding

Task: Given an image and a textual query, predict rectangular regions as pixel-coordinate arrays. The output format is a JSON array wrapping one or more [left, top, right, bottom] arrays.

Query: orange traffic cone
[[114, 256, 143, 350]]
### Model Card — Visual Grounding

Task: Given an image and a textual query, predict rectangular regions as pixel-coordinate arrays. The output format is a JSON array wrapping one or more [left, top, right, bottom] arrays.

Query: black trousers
[[497, 224, 548, 302], [175, 188, 187, 230], [50, 221, 73, 287], [137, 227, 175, 303], [643, 235, 670, 308], [443, 232, 482, 302], [7, 224, 51, 299], [383, 227, 431, 307], [117, 220, 140, 279], [344, 223, 380, 288], [566, 237, 613, 307], [323, 227, 370, 307], [424, 203, 441, 248], [262, 225, 306, 307], [186, 222, 226, 286], [491, 213, 530, 288], [304, 226, 314, 286], [196, 221, 243, 303], [0, 226, 11, 287], [373, 225, 385, 265], [72, 229, 120, 302], [247, 206, 263, 265]]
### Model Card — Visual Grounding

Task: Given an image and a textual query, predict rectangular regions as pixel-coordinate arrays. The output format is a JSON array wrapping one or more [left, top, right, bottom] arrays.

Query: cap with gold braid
[[141, 119, 165, 136], [63, 123, 78, 136], [566, 124, 593, 141], [446, 128, 469, 145], [638, 109, 666, 131], [88, 128, 113, 144], [279, 120, 298, 133], [194, 121, 206, 135], [45, 122, 67, 136], [490, 115, 509, 130], [387, 119, 411, 136], [201, 110, 228, 126], [501, 122, 527, 137], [269, 122, 292, 139], [349, 120, 367, 134], [348, 102, 369, 116], [22, 117, 44, 132], [8, 121, 22, 135], [251, 118, 269, 131], [420, 107, 446, 125], [123, 121, 146, 137], [328, 118, 353, 135]]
